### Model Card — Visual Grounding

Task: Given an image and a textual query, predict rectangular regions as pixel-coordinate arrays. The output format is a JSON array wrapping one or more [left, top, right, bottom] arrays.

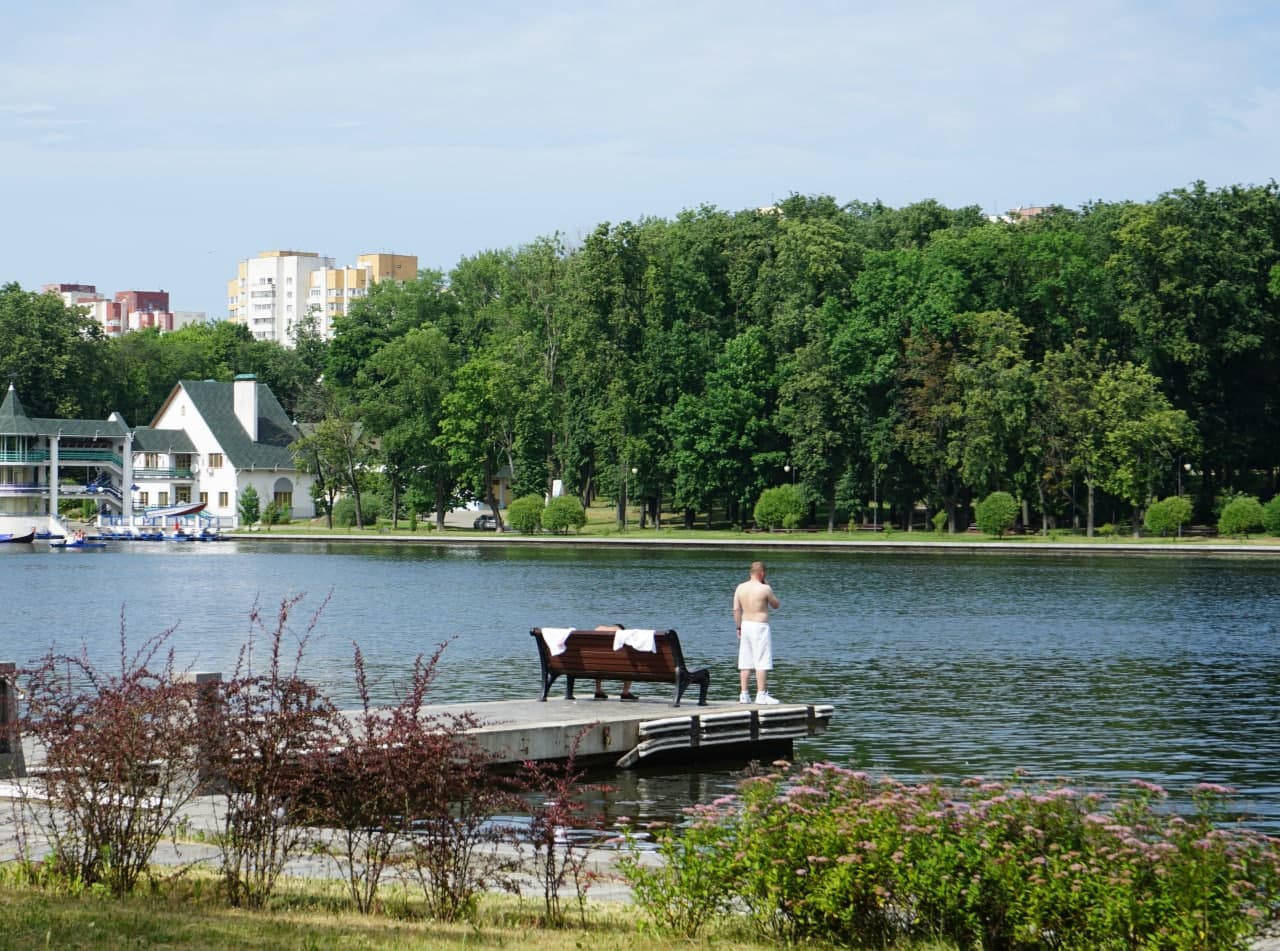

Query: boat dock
[[342, 697, 835, 770], [2, 664, 834, 778]]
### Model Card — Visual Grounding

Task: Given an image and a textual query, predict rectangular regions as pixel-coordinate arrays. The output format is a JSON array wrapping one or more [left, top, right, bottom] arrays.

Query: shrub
[[210, 595, 342, 909], [521, 731, 610, 927], [261, 501, 283, 531], [623, 763, 1280, 948], [754, 485, 807, 531], [1219, 494, 1264, 537], [1144, 495, 1192, 536], [974, 491, 1018, 536], [1263, 496, 1280, 536], [506, 494, 544, 534], [305, 642, 519, 917], [931, 510, 948, 533], [332, 498, 357, 528], [18, 623, 204, 895], [542, 496, 586, 534]]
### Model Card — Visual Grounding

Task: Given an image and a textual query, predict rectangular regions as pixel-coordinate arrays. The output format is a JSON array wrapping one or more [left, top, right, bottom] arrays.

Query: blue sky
[[3, 1, 1278, 319]]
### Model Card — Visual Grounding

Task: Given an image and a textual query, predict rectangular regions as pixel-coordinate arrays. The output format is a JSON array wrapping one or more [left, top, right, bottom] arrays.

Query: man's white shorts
[[737, 620, 773, 670]]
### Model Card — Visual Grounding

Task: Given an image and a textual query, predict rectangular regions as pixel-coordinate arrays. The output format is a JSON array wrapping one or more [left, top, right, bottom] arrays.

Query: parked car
[[473, 514, 498, 530]]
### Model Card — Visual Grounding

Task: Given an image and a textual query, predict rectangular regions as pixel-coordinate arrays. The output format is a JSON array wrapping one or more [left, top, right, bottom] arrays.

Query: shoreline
[[231, 530, 1280, 557]]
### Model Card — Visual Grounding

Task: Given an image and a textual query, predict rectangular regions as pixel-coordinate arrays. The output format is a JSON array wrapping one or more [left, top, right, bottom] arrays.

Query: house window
[[175, 453, 191, 471], [208, 453, 223, 469], [199, 492, 208, 505], [273, 491, 293, 509], [218, 492, 229, 508], [158, 492, 169, 506], [144, 453, 159, 469], [176, 486, 191, 503], [138, 491, 149, 506]]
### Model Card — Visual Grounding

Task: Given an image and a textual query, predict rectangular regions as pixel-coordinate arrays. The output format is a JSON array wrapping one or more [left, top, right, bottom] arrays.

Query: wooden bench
[[530, 629, 710, 706]]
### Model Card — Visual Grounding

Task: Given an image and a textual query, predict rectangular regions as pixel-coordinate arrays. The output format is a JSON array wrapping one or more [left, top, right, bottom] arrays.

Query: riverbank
[[232, 525, 1280, 557]]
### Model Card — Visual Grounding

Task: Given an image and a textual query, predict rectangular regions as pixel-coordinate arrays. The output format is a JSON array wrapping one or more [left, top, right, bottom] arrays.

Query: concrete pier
[[342, 697, 835, 769]]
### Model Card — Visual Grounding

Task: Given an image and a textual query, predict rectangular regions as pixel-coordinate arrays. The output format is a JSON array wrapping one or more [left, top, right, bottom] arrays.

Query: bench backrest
[[532, 629, 684, 679]]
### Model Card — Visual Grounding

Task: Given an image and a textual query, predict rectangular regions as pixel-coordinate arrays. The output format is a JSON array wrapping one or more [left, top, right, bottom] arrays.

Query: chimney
[[233, 373, 258, 441]]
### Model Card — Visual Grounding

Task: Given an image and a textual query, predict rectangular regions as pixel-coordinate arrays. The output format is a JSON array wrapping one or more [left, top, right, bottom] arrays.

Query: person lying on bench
[[593, 623, 638, 701]]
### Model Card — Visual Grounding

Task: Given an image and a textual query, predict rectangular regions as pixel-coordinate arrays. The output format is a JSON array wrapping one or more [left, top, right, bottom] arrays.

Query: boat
[[142, 501, 207, 520], [0, 531, 35, 544], [50, 539, 107, 549]]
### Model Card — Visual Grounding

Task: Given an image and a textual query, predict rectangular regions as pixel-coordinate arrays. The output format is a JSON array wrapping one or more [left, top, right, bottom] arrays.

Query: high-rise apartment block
[[226, 250, 417, 345]]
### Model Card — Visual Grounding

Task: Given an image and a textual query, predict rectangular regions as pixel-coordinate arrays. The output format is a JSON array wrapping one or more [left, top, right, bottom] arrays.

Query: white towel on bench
[[613, 628, 657, 653], [541, 627, 575, 656]]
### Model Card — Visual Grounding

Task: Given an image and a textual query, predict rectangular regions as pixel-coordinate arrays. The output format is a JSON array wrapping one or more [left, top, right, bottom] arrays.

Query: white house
[[142, 375, 314, 526]]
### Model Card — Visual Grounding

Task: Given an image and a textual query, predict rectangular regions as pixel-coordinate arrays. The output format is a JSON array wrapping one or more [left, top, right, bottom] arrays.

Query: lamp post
[[784, 462, 793, 483]]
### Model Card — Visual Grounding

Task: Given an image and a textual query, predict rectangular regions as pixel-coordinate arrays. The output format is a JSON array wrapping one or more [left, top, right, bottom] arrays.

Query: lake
[[3, 540, 1278, 830]]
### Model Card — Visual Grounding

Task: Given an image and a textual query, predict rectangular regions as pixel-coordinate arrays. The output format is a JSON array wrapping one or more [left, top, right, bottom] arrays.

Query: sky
[[2, 1, 1278, 319]]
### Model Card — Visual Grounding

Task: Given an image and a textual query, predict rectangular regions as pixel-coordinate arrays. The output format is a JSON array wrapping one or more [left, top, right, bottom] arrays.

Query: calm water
[[2, 541, 1278, 830]]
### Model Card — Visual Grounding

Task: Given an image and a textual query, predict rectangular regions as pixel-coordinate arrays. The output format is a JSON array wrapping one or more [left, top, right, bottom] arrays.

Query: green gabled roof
[[176, 379, 299, 470], [131, 427, 196, 453], [0, 384, 36, 436], [1, 384, 127, 438], [30, 417, 129, 438]]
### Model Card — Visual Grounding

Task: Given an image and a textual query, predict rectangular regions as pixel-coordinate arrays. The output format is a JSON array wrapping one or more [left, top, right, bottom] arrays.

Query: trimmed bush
[[1144, 495, 1192, 536], [506, 494, 544, 534], [754, 485, 807, 531], [1263, 496, 1280, 536], [1219, 494, 1264, 537], [542, 495, 586, 534], [974, 491, 1018, 536]]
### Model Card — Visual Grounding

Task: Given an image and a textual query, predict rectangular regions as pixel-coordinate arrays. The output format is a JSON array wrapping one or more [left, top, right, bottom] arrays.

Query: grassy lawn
[[0, 884, 838, 951]]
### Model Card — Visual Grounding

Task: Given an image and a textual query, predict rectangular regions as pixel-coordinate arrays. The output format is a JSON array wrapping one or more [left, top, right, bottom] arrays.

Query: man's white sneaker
[[756, 692, 780, 705], [738, 691, 751, 704]]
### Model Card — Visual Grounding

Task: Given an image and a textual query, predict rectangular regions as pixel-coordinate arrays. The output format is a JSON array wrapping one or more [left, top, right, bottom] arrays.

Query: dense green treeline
[[5, 180, 1279, 532]]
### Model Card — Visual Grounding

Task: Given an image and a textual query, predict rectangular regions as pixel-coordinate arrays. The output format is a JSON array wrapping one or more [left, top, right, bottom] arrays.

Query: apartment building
[[43, 284, 198, 337], [227, 250, 417, 345]]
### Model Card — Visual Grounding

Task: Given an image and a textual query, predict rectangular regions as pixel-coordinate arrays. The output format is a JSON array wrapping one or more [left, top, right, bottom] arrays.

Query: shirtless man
[[733, 561, 780, 704]]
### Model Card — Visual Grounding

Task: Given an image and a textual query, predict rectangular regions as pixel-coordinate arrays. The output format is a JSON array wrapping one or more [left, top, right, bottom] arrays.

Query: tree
[[435, 353, 526, 527], [357, 326, 455, 529], [238, 485, 260, 528], [1109, 182, 1280, 502], [1093, 363, 1199, 535], [290, 389, 374, 529], [974, 491, 1018, 536], [0, 282, 109, 417]]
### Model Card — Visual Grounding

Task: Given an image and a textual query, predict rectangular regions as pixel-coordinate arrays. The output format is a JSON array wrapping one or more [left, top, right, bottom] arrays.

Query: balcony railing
[[132, 468, 194, 480], [0, 483, 44, 494], [57, 449, 123, 466], [0, 451, 50, 463]]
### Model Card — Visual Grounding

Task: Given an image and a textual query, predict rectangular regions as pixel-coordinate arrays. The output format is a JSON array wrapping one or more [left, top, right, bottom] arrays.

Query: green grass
[[234, 510, 1280, 548], [0, 881, 939, 951]]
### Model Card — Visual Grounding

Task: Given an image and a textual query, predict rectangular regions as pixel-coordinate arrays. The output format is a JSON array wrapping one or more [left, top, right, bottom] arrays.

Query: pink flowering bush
[[621, 762, 1280, 948]]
